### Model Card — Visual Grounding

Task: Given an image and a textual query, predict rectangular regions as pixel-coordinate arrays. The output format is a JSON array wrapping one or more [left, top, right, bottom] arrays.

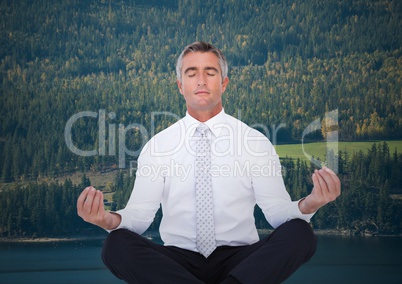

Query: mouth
[[195, 89, 210, 95]]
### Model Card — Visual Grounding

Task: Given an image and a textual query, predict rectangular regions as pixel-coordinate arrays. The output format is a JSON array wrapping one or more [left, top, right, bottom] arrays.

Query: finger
[[323, 166, 336, 176], [317, 169, 341, 199], [82, 187, 97, 215], [319, 168, 340, 193], [91, 190, 101, 215], [96, 190, 105, 215], [322, 166, 340, 185], [321, 166, 339, 186], [311, 171, 322, 196], [315, 169, 329, 194], [92, 190, 105, 216], [77, 186, 92, 215], [324, 167, 341, 193]]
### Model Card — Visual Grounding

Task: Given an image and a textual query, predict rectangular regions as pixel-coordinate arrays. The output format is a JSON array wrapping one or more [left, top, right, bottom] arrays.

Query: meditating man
[[77, 41, 341, 284]]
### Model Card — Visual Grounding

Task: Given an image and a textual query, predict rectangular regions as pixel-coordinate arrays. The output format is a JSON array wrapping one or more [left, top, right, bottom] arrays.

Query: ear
[[177, 79, 184, 95], [221, 77, 229, 93]]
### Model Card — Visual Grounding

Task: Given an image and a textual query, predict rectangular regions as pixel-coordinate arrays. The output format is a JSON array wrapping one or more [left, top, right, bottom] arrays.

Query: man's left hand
[[299, 166, 341, 214]]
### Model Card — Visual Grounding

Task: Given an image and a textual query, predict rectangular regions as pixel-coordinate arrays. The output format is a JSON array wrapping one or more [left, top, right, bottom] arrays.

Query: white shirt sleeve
[[113, 142, 164, 235], [249, 134, 315, 228]]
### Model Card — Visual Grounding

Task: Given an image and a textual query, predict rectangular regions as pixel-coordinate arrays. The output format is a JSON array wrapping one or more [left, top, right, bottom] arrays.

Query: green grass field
[[274, 140, 402, 162]]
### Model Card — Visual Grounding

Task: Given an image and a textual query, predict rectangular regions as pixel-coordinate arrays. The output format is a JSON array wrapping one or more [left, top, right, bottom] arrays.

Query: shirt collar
[[184, 109, 227, 138]]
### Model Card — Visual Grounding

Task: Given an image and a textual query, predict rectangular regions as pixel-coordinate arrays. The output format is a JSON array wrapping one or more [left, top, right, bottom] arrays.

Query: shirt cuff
[[105, 208, 151, 235], [291, 199, 315, 222], [104, 210, 127, 233]]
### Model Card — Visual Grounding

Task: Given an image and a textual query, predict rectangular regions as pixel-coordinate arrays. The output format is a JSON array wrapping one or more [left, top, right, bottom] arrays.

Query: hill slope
[[0, 0, 401, 181]]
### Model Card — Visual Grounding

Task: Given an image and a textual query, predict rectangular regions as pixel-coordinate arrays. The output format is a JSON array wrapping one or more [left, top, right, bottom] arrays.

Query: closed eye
[[205, 67, 219, 76]]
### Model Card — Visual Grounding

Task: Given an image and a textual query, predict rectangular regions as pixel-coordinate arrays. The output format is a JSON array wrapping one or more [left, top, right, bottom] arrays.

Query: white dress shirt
[[114, 109, 314, 252]]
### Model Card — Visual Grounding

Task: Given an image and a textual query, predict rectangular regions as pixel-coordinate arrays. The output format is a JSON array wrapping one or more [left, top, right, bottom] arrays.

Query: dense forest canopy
[[0, 0, 401, 181], [0, 0, 401, 238]]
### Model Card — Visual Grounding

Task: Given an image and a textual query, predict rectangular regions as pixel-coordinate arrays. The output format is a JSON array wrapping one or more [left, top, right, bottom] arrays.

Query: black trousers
[[102, 219, 317, 284]]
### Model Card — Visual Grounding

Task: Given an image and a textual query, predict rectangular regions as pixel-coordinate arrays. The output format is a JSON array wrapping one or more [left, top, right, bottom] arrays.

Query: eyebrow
[[184, 66, 219, 74]]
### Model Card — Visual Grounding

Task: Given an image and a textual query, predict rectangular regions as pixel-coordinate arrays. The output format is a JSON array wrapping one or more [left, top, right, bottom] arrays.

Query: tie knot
[[197, 123, 209, 136]]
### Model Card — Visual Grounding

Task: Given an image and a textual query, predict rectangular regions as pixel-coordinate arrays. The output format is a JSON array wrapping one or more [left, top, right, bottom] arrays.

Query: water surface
[[0, 235, 401, 284]]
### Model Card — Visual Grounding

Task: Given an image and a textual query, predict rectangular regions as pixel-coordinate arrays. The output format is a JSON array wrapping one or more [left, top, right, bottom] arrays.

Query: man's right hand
[[77, 186, 121, 230]]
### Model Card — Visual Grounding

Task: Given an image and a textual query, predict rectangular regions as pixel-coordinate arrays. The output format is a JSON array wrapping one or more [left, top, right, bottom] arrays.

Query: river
[[0, 234, 401, 284]]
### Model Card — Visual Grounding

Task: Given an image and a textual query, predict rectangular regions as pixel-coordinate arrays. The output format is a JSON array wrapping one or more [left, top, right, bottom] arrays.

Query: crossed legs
[[102, 219, 317, 284]]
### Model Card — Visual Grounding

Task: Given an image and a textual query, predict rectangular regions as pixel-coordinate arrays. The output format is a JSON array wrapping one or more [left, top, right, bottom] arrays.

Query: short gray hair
[[176, 41, 228, 82]]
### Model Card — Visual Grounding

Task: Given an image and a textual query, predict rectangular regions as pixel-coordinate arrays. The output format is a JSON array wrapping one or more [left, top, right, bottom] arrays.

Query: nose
[[197, 74, 207, 86]]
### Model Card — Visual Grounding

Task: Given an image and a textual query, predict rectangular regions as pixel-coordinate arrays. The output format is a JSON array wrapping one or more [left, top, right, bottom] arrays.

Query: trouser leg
[[102, 220, 316, 284], [228, 219, 317, 284], [101, 229, 204, 284]]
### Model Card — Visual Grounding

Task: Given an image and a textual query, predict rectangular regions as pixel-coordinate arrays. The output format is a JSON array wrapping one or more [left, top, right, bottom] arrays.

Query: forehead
[[181, 52, 221, 70]]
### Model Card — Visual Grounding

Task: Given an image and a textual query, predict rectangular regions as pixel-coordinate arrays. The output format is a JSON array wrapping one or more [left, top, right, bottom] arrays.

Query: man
[[77, 41, 341, 284]]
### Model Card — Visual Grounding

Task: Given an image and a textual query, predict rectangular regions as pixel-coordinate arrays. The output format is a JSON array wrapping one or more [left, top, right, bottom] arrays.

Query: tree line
[[0, 0, 402, 182], [0, 174, 103, 237], [1, 142, 400, 238]]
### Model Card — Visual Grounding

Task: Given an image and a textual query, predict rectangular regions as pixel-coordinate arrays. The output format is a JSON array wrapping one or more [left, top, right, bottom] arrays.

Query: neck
[[188, 107, 222, 122]]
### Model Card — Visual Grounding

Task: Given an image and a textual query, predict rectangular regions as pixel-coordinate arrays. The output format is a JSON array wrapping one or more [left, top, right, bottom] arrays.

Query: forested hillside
[[1, 142, 401, 237], [0, 0, 401, 237], [1, 0, 401, 180]]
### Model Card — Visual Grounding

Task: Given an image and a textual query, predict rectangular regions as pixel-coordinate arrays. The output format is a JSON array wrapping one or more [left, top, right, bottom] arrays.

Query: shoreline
[[0, 235, 107, 243], [258, 228, 402, 237], [1, 229, 401, 243]]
